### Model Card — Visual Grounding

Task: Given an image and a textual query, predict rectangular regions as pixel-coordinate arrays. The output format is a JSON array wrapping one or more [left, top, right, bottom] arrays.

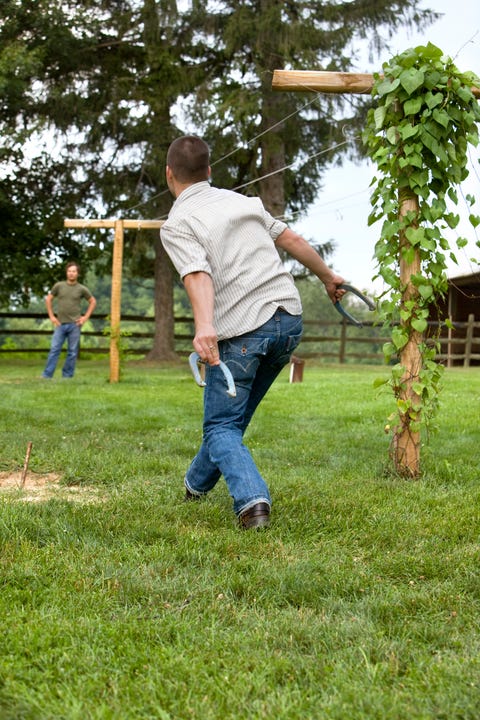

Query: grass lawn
[[0, 356, 479, 719]]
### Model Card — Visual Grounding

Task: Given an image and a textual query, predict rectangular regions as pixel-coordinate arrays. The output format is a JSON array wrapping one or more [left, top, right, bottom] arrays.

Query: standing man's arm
[[275, 228, 345, 303], [183, 272, 220, 365], [45, 293, 60, 327], [78, 295, 97, 326]]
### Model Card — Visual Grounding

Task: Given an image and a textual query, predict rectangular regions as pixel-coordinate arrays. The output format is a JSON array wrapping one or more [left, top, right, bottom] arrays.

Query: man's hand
[[193, 323, 220, 365], [324, 275, 346, 304]]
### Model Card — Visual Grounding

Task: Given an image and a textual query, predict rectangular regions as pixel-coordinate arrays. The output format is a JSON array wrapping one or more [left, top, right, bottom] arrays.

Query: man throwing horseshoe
[[161, 135, 344, 530]]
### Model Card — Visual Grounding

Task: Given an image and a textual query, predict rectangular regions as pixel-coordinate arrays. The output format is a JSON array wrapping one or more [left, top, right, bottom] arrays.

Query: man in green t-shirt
[[41, 262, 96, 378]]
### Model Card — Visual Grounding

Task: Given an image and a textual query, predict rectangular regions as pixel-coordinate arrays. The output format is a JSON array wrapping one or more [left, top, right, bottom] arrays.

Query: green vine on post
[[363, 43, 480, 477]]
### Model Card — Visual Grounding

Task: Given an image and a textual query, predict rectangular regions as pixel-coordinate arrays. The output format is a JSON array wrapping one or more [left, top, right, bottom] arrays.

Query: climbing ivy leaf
[[399, 67, 424, 94]]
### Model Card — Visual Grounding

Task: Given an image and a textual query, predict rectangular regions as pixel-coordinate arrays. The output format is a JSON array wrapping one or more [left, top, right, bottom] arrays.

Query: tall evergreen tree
[[0, 2, 95, 305], [0, 1, 202, 356], [0, 0, 437, 355]]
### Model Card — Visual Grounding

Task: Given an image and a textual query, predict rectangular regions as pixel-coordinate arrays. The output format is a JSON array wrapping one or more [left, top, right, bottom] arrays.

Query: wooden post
[[64, 219, 163, 382], [447, 321, 453, 368], [339, 320, 347, 364], [464, 313, 475, 368], [289, 355, 305, 383], [446, 285, 458, 368], [110, 220, 124, 382], [394, 189, 422, 477]]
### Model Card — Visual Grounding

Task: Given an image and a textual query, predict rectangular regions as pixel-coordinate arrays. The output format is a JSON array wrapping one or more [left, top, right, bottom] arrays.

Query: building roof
[[447, 272, 480, 289]]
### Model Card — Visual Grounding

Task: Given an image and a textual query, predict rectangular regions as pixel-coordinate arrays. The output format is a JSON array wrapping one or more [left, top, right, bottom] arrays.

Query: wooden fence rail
[[0, 312, 479, 366]]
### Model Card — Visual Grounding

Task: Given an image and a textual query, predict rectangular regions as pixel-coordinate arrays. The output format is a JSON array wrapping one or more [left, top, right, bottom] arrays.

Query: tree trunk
[[256, 0, 286, 217], [393, 188, 421, 477], [259, 89, 286, 216], [146, 236, 178, 361]]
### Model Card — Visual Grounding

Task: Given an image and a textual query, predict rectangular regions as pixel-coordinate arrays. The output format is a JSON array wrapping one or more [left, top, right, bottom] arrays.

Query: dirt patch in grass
[[0, 471, 104, 503]]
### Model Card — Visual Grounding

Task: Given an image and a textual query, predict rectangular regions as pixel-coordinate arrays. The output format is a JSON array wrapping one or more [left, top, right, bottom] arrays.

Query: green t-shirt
[[50, 281, 92, 324]]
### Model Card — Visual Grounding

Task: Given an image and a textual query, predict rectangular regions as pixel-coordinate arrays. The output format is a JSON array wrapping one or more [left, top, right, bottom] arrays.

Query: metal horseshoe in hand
[[188, 352, 237, 398], [334, 283, 376, 328]]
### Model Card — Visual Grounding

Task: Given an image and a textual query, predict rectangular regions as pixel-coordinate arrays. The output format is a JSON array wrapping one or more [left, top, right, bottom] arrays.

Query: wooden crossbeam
[[272, 70, 374, 94], [64, 219, 163, 230], [64, 218, 164, 382], [272, 69, 480, 97]]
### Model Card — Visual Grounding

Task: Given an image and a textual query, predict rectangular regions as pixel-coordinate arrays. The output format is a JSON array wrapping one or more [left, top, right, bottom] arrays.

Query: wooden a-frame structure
[[272, 70, 479, 477], [64, 218, 163, 383]]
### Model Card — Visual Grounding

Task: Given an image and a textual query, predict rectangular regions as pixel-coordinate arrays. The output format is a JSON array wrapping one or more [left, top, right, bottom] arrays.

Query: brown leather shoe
[[238, 502, 270, 530], [184, 488, 202, 502]]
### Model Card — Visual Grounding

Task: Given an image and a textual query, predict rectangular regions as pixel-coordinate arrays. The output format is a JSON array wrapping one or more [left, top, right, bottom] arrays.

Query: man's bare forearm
[[183, 271, 220, 364], [275, 228, 345, 302]]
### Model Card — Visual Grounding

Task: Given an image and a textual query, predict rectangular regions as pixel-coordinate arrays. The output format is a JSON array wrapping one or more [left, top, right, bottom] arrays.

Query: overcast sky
[[294, 0, 480, 292]]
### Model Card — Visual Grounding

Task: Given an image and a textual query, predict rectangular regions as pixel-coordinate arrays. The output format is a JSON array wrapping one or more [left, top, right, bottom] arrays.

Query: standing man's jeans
[[185, 308, 303, 516], [42, 323, 81, 378]]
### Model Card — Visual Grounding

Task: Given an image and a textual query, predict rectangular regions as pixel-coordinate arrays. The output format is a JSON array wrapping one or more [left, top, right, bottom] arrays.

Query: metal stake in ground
[[20, 441, 33, 488]]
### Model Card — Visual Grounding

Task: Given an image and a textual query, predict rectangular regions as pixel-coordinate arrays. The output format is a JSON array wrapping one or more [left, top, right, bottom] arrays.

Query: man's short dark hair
[[166, 136, 210, 183], [66, 261, 80, 273]]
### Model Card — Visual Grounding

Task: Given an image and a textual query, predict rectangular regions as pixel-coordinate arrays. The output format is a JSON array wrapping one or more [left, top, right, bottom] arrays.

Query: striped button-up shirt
[[160, 182, 302, 340]]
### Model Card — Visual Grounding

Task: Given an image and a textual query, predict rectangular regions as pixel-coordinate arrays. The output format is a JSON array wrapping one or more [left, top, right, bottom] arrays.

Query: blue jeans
[[185, 308, 303, 516], [42, 323, 81, 378]]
